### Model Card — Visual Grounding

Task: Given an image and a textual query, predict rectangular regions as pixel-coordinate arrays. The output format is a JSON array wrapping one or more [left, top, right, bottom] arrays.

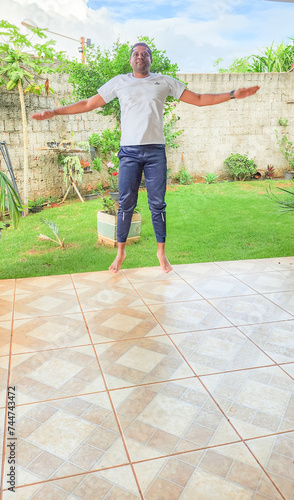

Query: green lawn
[[1, 180, 293, 279]]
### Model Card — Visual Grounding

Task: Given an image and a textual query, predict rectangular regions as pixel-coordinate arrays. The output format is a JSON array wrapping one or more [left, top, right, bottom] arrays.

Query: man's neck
[[132, 71, 150, 79]]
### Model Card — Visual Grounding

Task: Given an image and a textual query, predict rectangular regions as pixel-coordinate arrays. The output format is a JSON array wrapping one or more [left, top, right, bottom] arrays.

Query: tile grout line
[[2, 264, 292, 498], [0, 376, 198, 411], [0, 279, 17, 500], [0, 461, 137, 494], [124, 268, 290, 499], [70, 274, 144, 500], [172, 268, 294, 377]]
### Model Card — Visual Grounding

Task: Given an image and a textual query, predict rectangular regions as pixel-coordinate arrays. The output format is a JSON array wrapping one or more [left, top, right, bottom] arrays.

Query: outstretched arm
[[31, 94, 106, 120], [179, 86, 260, 107]]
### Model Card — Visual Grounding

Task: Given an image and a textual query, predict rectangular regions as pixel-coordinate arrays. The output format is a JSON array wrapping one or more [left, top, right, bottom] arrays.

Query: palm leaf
[[39, 218, 64, 247], [0, 170, 23, 227], [268, 185, 294, 213]]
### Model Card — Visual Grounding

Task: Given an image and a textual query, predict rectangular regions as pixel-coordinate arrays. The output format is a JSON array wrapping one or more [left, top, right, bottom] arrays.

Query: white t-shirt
[[98, 73, 186, 146]]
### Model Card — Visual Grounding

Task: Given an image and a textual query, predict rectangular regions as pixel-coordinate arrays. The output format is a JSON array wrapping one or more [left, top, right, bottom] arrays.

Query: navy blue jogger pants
[[117, 144, 167, 243]]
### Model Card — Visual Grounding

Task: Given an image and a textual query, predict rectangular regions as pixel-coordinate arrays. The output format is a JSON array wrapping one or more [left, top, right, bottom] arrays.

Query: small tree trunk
[[18, 80, 28, 211]]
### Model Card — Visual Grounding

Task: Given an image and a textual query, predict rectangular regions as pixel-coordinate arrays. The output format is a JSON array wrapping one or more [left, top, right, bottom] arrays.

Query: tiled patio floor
[[0, 256, 294, 499]]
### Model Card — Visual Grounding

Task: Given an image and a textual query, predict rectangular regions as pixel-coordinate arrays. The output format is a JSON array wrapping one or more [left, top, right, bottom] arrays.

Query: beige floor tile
[[11, 314, 91, 354], [13, 289, 81, 320], [0, 359, 9, 408], [0, 258, 293, 499], [236, 271, 294, 294], [239, 320, 294, 364], [2, 394, 129, 489], [72, 270, 130, 288], [9, 345, 106, 405], [134, 442, 284, 499], [170, 327, 275, 376], [0, 320, 12, 356], [280, 362, 294, 379], [95, 336, 195, 389], [123, 266, 181, 283], [0, 279, 15, 294], [109, 378, 240, 462], [77, 283, 144, 312], [246, 432, 294, 500], [173, 262, 229, 279], [201, 365, 294, 439], [210, 295, 293, 326], [216, 259, 276, 275], [149, 300, 231, 334], [0, 293, 13, 322], [15, 275, 74, 294], [3, 465, 142, 499], [259, 257, 294, 273], [186, 275, 255, 299], [132, 280, 202, 305], [265, 290, 294, 317], [0, 407, 5, 485], [85, 306, 166, 343]]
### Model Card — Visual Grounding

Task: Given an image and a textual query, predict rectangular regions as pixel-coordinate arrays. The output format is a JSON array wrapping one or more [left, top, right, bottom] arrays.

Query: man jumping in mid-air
[[32, 42, 259, 274]]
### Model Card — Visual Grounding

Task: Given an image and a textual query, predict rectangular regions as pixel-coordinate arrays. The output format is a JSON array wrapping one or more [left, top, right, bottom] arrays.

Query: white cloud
[[1, 0, 294, 72]]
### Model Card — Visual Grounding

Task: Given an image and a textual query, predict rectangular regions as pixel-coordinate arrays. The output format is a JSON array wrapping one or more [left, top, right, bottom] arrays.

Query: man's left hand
[[234, 86, 260, 99]]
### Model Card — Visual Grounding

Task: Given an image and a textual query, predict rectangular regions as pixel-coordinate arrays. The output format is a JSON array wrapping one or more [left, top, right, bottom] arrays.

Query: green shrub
[[175, 166, 193, 185], [224, 153, 257, 181], [202, 172, 219, 184]]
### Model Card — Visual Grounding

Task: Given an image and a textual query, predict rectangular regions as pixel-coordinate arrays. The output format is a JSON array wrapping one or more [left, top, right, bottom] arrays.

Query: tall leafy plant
[[275, 119, 294, 170], [0, 20, 64, 208], [0, 170, 23, 227], [214, 38, 294, 73]]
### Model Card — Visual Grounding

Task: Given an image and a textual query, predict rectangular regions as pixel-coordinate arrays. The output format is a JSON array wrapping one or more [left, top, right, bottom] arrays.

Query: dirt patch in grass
[[275, 182, 293, 188], [26, 243, 78, 255]]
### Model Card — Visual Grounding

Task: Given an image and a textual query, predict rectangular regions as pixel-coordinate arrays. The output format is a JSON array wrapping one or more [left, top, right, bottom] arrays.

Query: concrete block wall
[[168, 71, 294, 179], [0, 71, 293, 199], [0, 73, 113, 200]]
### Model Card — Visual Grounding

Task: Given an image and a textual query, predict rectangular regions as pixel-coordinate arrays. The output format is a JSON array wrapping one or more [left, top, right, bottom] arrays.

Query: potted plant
[[80, 158, 92, 172], [84, 183, 103, 201], [46, 140, 60, 149], [48, 196, 60, 208], [28, 197, 46, 213], [97, 195, 141, 247]]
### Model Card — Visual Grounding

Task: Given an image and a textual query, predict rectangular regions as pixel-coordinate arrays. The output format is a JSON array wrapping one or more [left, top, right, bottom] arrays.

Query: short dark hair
[[130, 43, 152, 59]]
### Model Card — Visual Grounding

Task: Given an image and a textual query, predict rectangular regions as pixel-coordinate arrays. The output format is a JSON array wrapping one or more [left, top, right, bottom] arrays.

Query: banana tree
[[0, 20, 64, 209]]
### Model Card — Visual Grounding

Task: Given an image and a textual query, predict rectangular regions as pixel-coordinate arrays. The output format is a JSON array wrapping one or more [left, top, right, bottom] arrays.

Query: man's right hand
[[31, 110, 56, 120]]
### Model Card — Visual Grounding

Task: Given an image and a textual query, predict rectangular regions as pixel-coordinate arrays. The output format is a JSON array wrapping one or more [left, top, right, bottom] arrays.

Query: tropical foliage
[[214, 38, 294, 73], [0, 170, 23, 227], [268, 184, 294, 214], [0, 20, 64, 207], [275, 119, 294, 170]]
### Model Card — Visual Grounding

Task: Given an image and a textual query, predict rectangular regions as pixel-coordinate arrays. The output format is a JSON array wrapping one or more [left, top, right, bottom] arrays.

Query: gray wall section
[[0, 71, 293, 198]]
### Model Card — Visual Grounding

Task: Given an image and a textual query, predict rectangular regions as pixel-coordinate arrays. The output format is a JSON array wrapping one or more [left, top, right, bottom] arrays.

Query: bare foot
[[157, 251, 173, 273], [109, 250, 126, 273]]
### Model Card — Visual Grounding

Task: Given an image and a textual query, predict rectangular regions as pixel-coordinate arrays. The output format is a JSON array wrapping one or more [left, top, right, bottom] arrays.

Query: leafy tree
[[60, 36, 181, 122], [61, 37, 183, 182], [214, 38, 294, 73], [0, 20, 64, 208]]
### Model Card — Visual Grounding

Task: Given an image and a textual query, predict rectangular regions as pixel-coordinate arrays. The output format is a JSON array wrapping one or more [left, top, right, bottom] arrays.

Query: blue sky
[[2, 0, 294, 72]]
